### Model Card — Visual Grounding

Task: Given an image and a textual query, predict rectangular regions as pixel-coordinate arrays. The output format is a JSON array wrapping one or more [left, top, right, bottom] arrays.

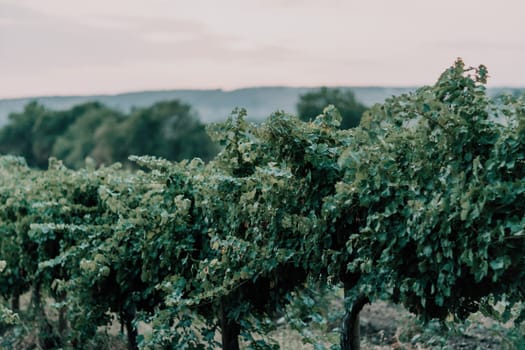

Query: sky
[[1, 0, 524, 98]]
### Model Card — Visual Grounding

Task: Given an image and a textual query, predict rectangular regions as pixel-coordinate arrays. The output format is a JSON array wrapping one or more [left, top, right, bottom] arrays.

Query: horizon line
[[1, 84, 524, 101]]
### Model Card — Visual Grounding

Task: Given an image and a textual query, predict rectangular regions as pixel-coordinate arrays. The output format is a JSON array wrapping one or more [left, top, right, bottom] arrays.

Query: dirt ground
[[3, 295, 522, 349], [358, 301, 503, 350], [266, 300, 521, 349]]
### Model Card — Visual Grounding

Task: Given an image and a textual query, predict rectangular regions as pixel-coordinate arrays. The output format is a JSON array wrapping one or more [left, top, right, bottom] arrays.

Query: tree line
[[0, 100, 218, 169], [0, 87, 366, 170]]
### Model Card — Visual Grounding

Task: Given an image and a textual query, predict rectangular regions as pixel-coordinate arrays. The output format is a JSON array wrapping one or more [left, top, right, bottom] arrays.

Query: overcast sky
[[1, 0, 524, 98]]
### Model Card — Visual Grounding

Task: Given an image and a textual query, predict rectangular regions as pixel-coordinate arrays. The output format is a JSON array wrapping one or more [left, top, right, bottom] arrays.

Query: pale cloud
[[0, 3, 298, 72]]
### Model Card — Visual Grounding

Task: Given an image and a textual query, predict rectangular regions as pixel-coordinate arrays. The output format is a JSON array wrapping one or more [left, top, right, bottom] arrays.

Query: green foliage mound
[[0, 60, 523, 350], [328, 59, 524, 323]]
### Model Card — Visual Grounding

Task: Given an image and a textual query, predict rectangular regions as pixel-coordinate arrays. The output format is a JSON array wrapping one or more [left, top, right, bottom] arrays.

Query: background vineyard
[[0, 60, 524, 349]]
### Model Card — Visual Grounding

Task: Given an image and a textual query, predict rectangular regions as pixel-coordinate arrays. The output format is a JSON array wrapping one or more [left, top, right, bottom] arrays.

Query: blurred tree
[[0, 102, 101, 168], [51, 106, 124, 168], [90, 117, 127, 166], [0, 99, 218, 169], [0, 101, 43, 166], [116, 100, 218, 166], [297, 87, 367, 129], [32, 102, 105, 168]]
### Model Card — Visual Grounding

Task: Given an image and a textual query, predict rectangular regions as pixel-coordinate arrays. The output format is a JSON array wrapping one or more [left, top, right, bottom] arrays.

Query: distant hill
[[0, 86, 522, 127]]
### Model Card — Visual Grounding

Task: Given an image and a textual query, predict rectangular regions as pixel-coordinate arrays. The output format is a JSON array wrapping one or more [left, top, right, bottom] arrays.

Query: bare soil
[[358, 301, 503, 350], [4, 294, 522, 349]]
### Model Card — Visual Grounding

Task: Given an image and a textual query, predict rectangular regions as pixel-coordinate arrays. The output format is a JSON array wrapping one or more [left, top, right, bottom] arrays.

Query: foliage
[[0, 260, 19, 328], [0, 60, 523, 349], [328, 59, 524, 324]]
